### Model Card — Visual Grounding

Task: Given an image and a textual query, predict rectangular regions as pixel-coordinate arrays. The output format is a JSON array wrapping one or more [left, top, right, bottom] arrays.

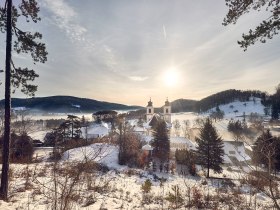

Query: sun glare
[[163, 68, 179, 87]]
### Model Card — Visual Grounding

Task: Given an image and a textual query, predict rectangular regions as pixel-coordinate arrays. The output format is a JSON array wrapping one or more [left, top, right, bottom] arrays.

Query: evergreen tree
[[151, 120, 170, 164], [253, 130, 280, 172], [0, 0, 47, 200], [271, 85, 280, 119], [195, 118, 224, 178], [223, 0, 280, 50]]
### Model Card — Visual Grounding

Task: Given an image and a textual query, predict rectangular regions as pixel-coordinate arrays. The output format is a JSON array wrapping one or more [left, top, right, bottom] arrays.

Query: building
[[143, 98, 172, 135], [223, 141, 251, 166], [145, 98, 172, 124]]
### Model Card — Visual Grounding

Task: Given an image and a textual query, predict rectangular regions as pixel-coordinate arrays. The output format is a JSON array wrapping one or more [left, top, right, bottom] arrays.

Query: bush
[[141, 179, 152, 193], [166, 185, 184, 209], [0, 132, 34, 162], [12, 133, 34, 162]]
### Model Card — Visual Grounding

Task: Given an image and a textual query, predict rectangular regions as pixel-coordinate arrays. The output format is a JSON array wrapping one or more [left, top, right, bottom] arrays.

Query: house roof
[[142, 144, 153, 151], [170, 137, 197, 150]]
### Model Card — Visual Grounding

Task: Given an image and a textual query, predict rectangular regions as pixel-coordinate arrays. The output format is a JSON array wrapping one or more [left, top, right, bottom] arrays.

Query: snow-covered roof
[[29, 130, 50, 141], [170, 137, 197, 151], [223, 140, 251, 164], [133, 126, 145, 132], [141, 135, 153, 143], [62, 143, 127, 170], [81, 123, 110, 137], [143, 114, 172, 129], [142, 144, 153, 151]]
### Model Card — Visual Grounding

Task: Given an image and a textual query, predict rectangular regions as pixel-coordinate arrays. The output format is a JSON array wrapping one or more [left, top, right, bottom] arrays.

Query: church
[[143, 98, 172, 135]]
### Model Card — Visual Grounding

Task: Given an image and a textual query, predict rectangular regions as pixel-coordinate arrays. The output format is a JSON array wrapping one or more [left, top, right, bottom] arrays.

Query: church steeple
[[165, 97, 170, 106], [146, 98, 154, 122], [163, 97, 171, 123], [147, 97, 153, 107]]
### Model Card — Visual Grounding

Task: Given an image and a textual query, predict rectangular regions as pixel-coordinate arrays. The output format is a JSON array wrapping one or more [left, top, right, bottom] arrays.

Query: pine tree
[[0, 0, 47, 200], [253, 130, 280, 172], [165, 185, 184, 209], [195, 118, 224, 178], [151, 120, 170, 164], [223, 0, 280, 50]]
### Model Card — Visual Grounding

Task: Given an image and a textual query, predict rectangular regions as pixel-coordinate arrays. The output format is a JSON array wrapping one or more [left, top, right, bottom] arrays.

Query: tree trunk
[[0, 0, 13, 201], [207, 142, 210, 178]]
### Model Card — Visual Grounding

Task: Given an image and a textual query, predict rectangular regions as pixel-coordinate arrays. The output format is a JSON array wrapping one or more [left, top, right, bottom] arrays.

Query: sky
[[0, 0, 280, 106]]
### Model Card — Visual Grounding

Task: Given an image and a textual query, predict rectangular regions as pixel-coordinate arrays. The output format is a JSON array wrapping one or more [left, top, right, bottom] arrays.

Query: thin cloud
[[41, 0, 87, 42], [163, 25, 167, 40], [129, 76, 149, 81]]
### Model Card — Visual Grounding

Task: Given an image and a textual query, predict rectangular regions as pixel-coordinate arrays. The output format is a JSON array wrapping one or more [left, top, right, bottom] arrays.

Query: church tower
[[146, 98, 154, 122], [163, 98, 171, 123]]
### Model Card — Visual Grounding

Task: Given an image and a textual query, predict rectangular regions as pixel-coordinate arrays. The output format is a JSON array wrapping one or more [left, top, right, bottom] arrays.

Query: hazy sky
[[1, 0, 280, 106]]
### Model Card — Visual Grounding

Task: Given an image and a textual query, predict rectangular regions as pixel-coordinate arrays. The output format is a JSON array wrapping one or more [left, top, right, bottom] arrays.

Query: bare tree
[[182, 120, 190, 139], [173, 119, 181, 137]]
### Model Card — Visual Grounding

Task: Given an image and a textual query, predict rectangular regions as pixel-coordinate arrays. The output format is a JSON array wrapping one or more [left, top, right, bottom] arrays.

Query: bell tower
[[163, 98, 171, 123], [146, 98, 154, 122]]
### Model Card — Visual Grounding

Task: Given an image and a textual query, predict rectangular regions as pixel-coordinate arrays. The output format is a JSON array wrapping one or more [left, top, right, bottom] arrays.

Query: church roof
[[165, 98, 170, 106], [144, 114, 172, 129], [148, 114, 160, 128]]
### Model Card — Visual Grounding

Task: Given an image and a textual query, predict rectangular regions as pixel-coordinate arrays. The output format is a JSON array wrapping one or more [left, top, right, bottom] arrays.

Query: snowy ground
[[0, 142, 275, 210]]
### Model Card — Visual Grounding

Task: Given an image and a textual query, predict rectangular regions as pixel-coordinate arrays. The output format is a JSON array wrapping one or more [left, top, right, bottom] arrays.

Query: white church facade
[[146, 98, 171, 123], [143, 98, 172, 135]]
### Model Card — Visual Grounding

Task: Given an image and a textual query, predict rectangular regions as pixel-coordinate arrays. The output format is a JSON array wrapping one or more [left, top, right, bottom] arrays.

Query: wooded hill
[[0, 89, 268, 114], [0, 96, 142, 113], [195, 89, 267, 112], [170, 89, 267, 113]]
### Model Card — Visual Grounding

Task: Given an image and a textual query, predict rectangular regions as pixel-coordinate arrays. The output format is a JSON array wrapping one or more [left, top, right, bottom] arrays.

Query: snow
[[142, 144, 153, 151], [208, 97, 265, 119], [62, 143, 127, 170], [28, 130, 49, 141], [71, 104, 81, 108], [170, 137, 197, 151], [81, 123, 110, 138], [12, 107, 27, 111], [223, 141, 251, 164]]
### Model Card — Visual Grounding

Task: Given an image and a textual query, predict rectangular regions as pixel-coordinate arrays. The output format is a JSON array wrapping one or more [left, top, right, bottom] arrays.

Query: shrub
[[0, 132, 34, 162], [192, 187, 204, 208], [12, 133, 34, 162], [165, 185, 184, 209], [141, 179, 152, 194]]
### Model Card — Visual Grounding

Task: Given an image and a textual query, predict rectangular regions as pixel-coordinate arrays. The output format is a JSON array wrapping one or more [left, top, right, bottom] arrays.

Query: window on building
[[166, 108, 169, 113], [149, 109, 151, 113]]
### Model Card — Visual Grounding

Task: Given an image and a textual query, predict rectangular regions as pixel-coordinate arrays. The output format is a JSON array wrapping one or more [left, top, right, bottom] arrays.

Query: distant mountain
[[170, 99, 197, 112], [0, 96, 142, 113]]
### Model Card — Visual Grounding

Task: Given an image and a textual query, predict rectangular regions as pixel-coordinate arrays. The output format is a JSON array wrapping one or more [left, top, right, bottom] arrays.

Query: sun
[[163, 67, 179, 87]]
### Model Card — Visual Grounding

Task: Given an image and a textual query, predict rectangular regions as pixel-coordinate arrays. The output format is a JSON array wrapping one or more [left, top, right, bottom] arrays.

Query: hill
[[170, 99, 197, 112], [195, 89, 267, 112], [168, 89, 268, 113], [0, 96, 142, 113]]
